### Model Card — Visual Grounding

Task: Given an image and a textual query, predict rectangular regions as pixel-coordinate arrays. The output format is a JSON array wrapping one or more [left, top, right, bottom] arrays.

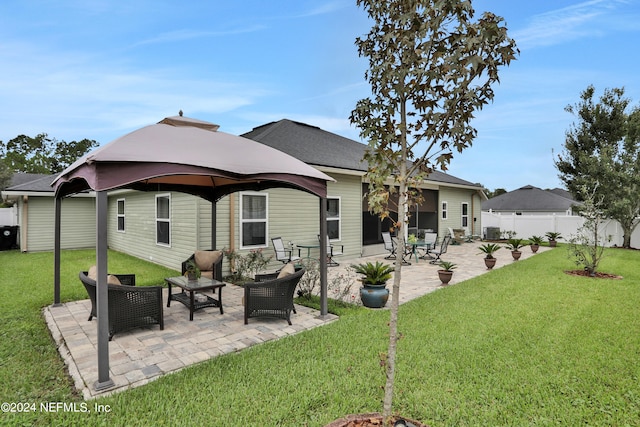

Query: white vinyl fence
[[0, 206, 18, 226], [481, 211, 640, 248]]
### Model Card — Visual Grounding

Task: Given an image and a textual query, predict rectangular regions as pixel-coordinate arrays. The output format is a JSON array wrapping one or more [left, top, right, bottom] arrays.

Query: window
[[117, 199, 125, 232], [461, 202, 469, 228], [156, 194, 171, 246], [326, 197, 341, 240], [240, 192, 268, 248], [441, 201, 448, 220]]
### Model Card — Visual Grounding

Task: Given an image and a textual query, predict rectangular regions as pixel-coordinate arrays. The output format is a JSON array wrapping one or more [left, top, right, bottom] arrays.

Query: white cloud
[[513, 0, 629, 49]]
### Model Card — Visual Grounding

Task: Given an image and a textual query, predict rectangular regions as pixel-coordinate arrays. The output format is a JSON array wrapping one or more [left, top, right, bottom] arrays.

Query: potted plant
[[506, 238, 525, 260], [529, 235, 544, 253], [184, 259, 201, 281], [437, 261, 457, 285], [478, 243, 501, 269], [352, 261, 393, 308], [545, 231, 562, 247]]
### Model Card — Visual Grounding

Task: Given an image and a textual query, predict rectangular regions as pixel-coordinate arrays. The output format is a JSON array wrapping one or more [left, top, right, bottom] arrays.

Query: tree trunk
[[382, 112, 409, 424]]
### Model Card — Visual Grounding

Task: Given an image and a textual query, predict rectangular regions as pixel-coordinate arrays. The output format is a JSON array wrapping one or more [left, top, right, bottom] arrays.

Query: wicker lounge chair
[[181, 250, 223, 281], [79, 271, 164, 340], [243, 267, 305, 325]]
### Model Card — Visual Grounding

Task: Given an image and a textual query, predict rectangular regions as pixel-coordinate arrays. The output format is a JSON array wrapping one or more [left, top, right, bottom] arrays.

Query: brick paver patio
[[44, 241, 549, 399]]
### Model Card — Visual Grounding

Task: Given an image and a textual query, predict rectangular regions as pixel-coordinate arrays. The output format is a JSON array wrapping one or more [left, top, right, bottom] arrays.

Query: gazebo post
[[53, 196, 62, 306], [211, 201, 216, 250], [319, 197, 328, 316], [95, 190, 114, 391]]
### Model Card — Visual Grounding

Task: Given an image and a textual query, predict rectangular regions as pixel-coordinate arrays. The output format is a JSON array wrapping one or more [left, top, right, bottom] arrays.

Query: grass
[[1, 247, 640, 425]]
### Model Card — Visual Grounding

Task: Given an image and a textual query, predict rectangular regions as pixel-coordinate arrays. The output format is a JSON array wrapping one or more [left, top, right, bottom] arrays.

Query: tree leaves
[[350, 1, 518, 422], [556, 85, 640, 248], [0, 134, 98, 174]]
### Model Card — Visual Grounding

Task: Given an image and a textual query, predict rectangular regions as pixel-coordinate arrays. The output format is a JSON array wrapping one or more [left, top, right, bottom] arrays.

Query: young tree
[[0, 134, 98, 174], [349, 0, 517, 423], [567, 186, 607, 276], [556, 86, 640, 248]]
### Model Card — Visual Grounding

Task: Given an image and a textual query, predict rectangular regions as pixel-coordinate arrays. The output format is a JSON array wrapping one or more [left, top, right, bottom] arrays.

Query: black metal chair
[[243, 268, 305, 325], [417, 232, 438, 260], [429, 235, 451, 264], [271, 237, 301, 266], [382, 231, 396, 260], [318, 234, 343, 266], [79, 271, 164, 340]]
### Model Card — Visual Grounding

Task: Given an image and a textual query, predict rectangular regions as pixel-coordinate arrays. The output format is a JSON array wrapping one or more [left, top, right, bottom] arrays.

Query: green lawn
[[1, 247, 639, 426]]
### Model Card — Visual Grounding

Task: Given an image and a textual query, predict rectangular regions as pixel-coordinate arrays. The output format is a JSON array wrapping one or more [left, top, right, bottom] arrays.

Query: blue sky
[[1, 0, 639, 191]]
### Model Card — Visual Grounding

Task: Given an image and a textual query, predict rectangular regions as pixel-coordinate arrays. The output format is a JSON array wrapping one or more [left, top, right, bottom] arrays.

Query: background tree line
[[0, 133, 98, 191]]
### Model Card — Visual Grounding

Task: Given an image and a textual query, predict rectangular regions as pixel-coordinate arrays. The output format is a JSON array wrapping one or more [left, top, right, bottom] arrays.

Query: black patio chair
[[318, 234, 343, 266], [181, 250, 223, 281], [382, 231, 396, 259], [271, 237, 301, 266], [79, 271, 164, 340], [243, 268, 305, 325], [429, 235, 451, 264]]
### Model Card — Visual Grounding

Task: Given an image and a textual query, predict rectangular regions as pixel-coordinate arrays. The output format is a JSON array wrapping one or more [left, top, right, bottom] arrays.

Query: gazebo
[[51, 114, 334, 391]]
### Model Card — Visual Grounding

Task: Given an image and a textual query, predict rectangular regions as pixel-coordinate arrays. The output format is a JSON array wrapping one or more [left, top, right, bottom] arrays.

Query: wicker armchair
[[181, 250, 223, 281], [79, 271, 164, 340], [244, 268, 305, 325]]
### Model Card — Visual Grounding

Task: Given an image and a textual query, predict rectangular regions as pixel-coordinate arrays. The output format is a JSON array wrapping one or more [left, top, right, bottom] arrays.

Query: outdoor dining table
[[408, 241, 432, 263], [296, 243, 320, 260]]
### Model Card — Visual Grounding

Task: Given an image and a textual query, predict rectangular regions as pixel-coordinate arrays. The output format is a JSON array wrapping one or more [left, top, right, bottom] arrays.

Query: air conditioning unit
[[484, 227, 500, 240]]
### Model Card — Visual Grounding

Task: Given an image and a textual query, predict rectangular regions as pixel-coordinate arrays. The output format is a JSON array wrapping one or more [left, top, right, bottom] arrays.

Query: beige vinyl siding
[[107, 191, 200, 271], [26, 196, 95, 252], [226, 172, 362, 270], [437, 188, 481, 238], [105, 173, 363, 272]]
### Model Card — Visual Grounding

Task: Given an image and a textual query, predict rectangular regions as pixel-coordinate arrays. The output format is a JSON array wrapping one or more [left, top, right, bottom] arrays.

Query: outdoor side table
[[165, 276, 225, 321]]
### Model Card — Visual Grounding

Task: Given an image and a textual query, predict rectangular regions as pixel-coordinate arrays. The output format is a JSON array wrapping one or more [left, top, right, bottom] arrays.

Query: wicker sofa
[[181, 250, 224, 281], [243, 267, 305, 325], [79, 271, 164, 340]]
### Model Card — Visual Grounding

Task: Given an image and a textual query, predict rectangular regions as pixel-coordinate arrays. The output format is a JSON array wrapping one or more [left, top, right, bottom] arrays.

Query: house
[[4, 119, 485, 271], [242, 119, 486, 254], [2, 173, 95, 252], [482, 185, 579, 216]]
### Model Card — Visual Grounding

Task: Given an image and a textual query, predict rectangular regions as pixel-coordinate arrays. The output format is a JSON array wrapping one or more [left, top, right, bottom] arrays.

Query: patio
[[44, 241, 549, 400]]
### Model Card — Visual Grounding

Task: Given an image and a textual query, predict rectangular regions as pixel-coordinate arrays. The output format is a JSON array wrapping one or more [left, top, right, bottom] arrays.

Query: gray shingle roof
[[7, 173, 56, 192], [482, 185, 579, 211], [242, 119, 481, 188]]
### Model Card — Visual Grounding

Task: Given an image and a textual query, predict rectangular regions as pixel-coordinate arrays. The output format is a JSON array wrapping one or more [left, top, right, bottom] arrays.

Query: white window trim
[[240, 191, 269, 249], [116, 198, 125, 232], [441, 201, 448, 220], [461, 202, 469, 228], [155, 193, 171, 247], [327, 196, 341, 241]]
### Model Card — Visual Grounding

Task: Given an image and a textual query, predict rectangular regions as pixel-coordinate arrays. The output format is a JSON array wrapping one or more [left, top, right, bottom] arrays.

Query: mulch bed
[[564, 270, 623, 279], [324, 413, 427, 427]]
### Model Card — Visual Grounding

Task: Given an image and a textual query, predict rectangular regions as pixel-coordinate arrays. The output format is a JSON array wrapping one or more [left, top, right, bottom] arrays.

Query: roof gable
[[242, 119, 369, 171], [242, 119, 481, 188], [7, 173, 56, 192], [483, 185, 579, 211]]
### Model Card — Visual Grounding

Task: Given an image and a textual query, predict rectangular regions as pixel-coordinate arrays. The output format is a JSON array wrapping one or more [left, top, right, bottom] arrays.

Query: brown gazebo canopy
[[52, 115, 334, 391]]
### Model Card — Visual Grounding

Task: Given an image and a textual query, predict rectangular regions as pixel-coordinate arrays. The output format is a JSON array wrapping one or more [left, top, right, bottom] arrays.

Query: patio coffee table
[[165, 276, 225, 321]]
